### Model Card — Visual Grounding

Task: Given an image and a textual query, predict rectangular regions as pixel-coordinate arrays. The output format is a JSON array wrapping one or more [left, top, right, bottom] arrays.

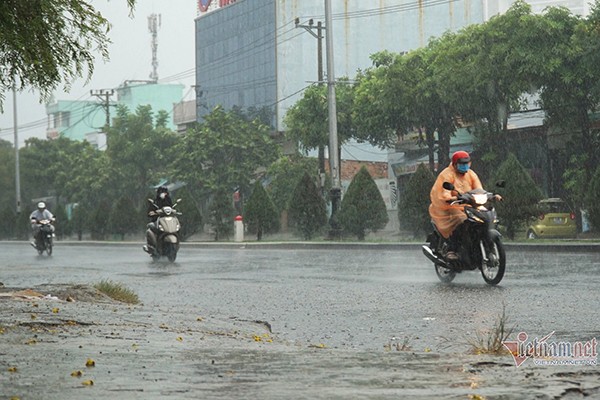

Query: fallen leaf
[[30, 314, 37, 320], [176, 336, 183, 342], [85, 358, 95, 367], [8, 366, 17, 373], [82, 380, 94, 386], [71, 370, 83, 377], [52, 308, 59, 314]]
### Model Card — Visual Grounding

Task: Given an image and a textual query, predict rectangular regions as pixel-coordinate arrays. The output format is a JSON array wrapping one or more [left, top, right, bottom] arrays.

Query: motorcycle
[[143, 198, 182, 262], [422, 181, 506, 285], [31, 219, 55, 256]]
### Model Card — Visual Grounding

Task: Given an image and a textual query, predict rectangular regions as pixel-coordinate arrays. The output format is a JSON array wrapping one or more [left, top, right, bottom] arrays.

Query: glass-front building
[[195, 0, 488, 132]]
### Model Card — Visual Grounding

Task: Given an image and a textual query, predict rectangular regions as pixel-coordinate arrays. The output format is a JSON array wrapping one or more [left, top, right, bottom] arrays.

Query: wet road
[[2, 241, 599, 352]]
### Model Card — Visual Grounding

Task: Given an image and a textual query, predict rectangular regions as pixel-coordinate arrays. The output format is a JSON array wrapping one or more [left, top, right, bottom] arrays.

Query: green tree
[[175, 193, 203, 241], [208, 189, 234, 241], [585, 166, 600, 232], [107, 104, 178, 207], [398, 163, 436, 238], [244, 181, 279, 240], [0, 206, 15, 239], [108, 196, 139, 240], [353, 52, 414, 149], [288, 173, 327, 240], [266, 155, 320, 214], [53, 204, 69, 240], [492, 153, 543, 239], [284, 79, 354, 171], [338, 167, 388, 240], [172, 106, 279, 241], [0, 0, 135, 110]]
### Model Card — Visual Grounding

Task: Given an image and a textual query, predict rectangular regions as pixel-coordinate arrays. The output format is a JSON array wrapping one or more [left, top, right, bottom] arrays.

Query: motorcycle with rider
[[143, 186, 182, 262], [422, 151, 506, 285], [30, 201, 56, 256]]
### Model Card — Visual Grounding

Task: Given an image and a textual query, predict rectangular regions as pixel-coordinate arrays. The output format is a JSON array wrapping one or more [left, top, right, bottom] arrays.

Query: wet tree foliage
[[4, 0, 600, 238], [338, 166, 389, 240], [244, 181, 279, 241], [288, 173, 328, 240], [0, 0, 136, 111], [398, 163, 436, 238]]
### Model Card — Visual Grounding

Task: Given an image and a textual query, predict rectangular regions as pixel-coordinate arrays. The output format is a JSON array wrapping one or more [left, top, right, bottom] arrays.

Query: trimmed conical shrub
[[398, 163, 436, 238], [244, 181, 280, 240], [338, 166, 389, 240], [492, 153, 543, 239], [288, 173, 327, 240]]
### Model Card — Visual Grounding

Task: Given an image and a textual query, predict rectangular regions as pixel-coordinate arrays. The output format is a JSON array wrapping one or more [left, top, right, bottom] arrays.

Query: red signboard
[[198, 0, 237, 12]]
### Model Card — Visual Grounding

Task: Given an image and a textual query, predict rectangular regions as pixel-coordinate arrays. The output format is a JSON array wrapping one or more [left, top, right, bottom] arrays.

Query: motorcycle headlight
[[159, 225, 165, 231], [473, 193, 488, 205], [466, 208, 485, 223]]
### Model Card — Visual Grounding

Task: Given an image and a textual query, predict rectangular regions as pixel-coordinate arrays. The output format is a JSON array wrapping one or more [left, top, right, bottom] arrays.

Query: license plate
[[553, 217, 564, 224]]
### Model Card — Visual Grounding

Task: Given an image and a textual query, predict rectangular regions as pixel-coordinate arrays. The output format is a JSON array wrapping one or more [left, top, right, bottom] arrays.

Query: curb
[[4, 240, 599, 252]]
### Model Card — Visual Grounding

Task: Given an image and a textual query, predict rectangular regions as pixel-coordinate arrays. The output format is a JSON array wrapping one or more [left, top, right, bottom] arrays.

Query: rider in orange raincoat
[[429, 151, 482, 260]]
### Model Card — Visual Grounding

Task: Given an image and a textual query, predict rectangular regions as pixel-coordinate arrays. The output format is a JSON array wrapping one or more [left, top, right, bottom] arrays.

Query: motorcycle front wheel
[[435, 263, 456, 283], [166, 242, 178, 262], [46, 239, 53, 256], [480, 237, 505, 285]]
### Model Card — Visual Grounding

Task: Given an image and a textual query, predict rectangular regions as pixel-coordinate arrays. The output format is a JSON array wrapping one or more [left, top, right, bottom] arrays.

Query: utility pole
[[324, 0, 341, 238], [90, 89, 115, 128], [12, 82, 21, 215], [294, 18, 326, 193]]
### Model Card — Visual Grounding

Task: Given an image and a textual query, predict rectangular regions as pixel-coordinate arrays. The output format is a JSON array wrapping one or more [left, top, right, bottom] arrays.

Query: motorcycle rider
[[29, 201, 55, 249], [144, 186, 173, 253], [429, 151, 484, 261]]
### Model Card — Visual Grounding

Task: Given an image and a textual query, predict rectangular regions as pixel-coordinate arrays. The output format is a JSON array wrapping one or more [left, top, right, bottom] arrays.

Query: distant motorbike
[[144, 199, 182, 262], [32, 219, 54, 256], [422, 182, 506, 285]]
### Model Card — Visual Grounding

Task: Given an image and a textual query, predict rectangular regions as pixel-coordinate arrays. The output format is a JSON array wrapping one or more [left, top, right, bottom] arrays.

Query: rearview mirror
[[442, 182, 455, 191]]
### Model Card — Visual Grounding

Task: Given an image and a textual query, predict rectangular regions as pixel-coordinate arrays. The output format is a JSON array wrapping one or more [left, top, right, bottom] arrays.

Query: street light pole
[[324, 0, 341, 237]]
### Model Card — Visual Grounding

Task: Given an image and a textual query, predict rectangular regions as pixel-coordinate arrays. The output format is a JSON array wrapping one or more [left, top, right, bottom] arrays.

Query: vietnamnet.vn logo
[[198, 0, 237, 12], [502, 331, 597, 367]]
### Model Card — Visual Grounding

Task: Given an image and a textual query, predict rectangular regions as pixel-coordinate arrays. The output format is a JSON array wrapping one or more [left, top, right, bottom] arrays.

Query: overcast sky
[[0, 0, 198, 147]]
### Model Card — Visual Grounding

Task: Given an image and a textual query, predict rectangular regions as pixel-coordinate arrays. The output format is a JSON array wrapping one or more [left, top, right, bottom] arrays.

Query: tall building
[[195, 0, 489, 133]]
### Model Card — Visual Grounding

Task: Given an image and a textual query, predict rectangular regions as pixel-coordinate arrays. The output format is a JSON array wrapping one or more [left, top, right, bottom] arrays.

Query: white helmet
[[37, 202, 46, 209]]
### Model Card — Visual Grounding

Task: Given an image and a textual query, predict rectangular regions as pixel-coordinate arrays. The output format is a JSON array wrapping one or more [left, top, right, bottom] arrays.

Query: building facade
[[46, 82, 184, 148], [195, 0, 490, 132]]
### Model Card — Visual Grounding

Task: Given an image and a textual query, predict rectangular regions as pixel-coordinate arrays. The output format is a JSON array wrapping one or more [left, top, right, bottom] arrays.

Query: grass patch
[[94, 280, 139, 304], [467, 305, 514, 355]]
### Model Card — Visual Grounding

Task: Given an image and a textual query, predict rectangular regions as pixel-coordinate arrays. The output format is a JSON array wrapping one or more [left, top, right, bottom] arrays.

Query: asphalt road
[[1, 241, 599, 399]]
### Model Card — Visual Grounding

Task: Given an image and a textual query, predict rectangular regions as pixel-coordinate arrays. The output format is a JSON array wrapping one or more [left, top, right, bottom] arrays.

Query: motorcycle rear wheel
[[480, 237, 505, 285], [435, 263, 456, 283], [46, 241, 53, 256]]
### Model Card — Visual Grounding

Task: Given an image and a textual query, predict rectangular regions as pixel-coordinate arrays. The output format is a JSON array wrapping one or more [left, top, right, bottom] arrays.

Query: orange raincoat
[[429, 162, 483, 239]]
